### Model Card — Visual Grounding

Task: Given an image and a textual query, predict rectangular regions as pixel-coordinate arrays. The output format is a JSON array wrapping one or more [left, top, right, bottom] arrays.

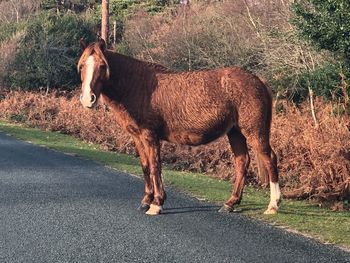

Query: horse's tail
[[255, 77, 274, 187]]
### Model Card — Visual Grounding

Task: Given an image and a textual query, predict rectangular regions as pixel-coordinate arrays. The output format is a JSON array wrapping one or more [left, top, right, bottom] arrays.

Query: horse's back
[[156, 67, 269, 102]]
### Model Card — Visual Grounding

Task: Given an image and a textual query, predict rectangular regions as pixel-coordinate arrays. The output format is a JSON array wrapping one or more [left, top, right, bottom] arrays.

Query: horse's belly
[[166, 132, 212, 145], [165, 121, 234, 146], [159, 101, 237, 145]]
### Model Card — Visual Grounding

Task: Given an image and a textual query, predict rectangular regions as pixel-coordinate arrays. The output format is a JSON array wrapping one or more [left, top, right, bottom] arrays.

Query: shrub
[[5, 12, 97, 90], [269, 61, 350, 103], [296, 63, 349, 101], [91, 0, 178, 44], [121, 1, 350, 106], [292, 0, 350, 63], [0, 23, 25, 43], [40, 0, 97, 13], [287, 0, 350, 104], [0, 32, 24, 87], [122, 2, 262, 72], [0, 0, 39, 24]]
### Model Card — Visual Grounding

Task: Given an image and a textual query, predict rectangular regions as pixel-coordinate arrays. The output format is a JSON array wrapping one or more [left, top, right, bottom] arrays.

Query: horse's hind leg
[[253, 139, 281, 214], [219, 129, 250, 213]]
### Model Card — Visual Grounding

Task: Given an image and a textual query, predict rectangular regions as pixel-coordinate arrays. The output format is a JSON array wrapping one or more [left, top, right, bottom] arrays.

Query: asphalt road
[[0, 132, 349, 263]]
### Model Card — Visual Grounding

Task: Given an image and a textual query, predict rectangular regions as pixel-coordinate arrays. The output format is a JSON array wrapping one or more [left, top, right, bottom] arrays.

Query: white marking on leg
[[145, 204, 162, 215], [269, 181, 281, 210], [81, 55, 95, 106]]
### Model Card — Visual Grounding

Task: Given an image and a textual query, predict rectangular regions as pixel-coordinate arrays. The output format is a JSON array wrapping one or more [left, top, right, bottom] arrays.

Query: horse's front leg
[[140, 131, 165, 216], [134, 138, 154, 213]]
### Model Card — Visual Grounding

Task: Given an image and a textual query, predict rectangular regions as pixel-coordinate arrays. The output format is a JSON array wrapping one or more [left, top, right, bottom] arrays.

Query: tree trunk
[[113, 20, 117, 45], [101, 0, 109, 44]]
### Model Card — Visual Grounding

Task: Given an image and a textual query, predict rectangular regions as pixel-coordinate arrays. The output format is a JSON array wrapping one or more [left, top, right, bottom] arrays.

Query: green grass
[[0, 120, 349, 248]]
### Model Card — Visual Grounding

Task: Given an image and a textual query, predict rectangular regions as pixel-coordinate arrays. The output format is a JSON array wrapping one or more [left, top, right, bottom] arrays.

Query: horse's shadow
[[161, 205, 221, 215], [160, 202, 265, 215]]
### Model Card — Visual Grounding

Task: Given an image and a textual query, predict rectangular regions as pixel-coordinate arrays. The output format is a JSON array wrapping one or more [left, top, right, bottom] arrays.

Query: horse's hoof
[[145, 204, 162, 216], [264, 207, 278, 215], [138, 203, 150, 213], [218, 204, 234, 213]]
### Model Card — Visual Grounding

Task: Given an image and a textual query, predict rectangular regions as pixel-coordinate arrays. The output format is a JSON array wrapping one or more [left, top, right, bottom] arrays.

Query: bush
[[296, 63, 350, 101], [122, 3, 262, 72], [40, 0, 97, 13], [0, 0, 39, 24], [292, 0, 350, 63], [91, 0, 177, 44], [5, 12, 97, 90], [287, 0, 350, 105], [270, 62, 350, 103], [0, 32, 24, 87], [121, 1, 350, 106], [0, 23, 25, 43]]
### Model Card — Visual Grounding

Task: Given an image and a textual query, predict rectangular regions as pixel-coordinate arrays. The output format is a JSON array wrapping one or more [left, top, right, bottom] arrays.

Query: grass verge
[[0, 119, 349, 248]]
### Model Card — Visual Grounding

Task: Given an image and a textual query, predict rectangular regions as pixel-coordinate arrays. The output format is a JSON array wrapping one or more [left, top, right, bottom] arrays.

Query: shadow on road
[[162, 205, 221, 215]]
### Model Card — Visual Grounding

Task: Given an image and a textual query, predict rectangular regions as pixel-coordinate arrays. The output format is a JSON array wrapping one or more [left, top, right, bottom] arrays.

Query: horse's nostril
[[91, 93, 97, 104]]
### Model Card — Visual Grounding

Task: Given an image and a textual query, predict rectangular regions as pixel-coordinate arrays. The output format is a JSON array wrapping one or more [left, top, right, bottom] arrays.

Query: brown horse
[[77, 39, 281, 215]]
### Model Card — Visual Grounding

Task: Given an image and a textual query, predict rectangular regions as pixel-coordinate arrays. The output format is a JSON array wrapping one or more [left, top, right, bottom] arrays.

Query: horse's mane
[[78, 42, 173, 80], [145, 61, 173, 74]]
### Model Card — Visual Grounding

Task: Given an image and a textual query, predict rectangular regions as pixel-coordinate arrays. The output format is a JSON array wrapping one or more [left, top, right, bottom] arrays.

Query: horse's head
[[77, 39, 110, 108]]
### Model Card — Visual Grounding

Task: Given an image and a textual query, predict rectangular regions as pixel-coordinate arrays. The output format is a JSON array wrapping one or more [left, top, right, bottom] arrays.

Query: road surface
[[0, 132, 349, 263]]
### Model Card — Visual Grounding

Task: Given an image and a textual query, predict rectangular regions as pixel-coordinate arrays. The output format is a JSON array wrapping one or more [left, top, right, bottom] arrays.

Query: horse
[[77, 39, 281, 216]]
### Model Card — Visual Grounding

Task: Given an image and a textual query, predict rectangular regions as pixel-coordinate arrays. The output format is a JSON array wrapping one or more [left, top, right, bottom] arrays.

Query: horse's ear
[[98, 38, 107, 52], [80, 38, 87, 50]]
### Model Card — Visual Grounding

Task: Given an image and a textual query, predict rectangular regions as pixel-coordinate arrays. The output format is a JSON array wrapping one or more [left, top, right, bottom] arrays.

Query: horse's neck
[[105, 51, 170, 82], [106, 52, 149, 80], [103, 52, 155, 102]]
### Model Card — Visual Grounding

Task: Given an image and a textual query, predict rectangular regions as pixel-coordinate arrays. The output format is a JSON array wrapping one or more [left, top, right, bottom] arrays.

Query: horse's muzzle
[[80, 93, 97, 108]]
